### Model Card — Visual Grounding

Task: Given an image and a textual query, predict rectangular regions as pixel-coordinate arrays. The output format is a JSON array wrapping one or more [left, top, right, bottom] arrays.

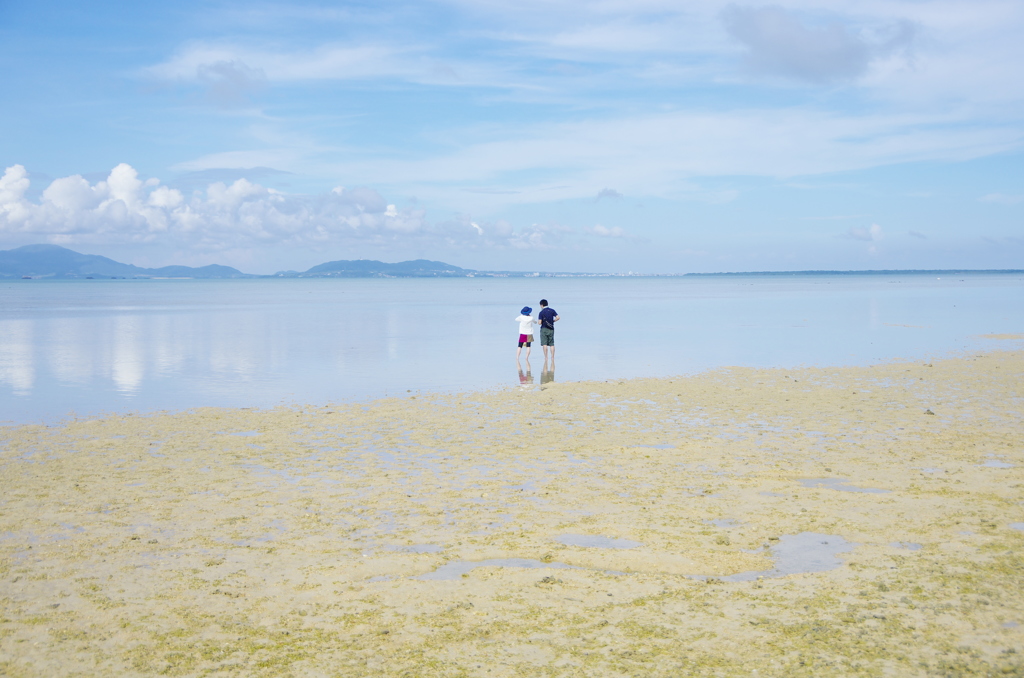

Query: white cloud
[[148, 43, 402, 82], [0, 164, 612, 254], [979, 192, 1023, 205], [0, 164, 426, 250], [139, 0, 1024, 114], [843, 222, 884, 254], [43, 175, 99, 212], [140, 1, 1024, 211], [148, 186, 184, 209], [171, 149, 303, 174], [146, 41, 514, 91], [586, 224, 628, 237], [722, 5, 915, 84], [595, 188, 623, 201], [316, 106, 1022, 212], [724, 5, 869, 82], [846, 223, 883, 241], [196, 60, 267, 107], [0, 164, 30, 205], [442, 0, 1024, 115]]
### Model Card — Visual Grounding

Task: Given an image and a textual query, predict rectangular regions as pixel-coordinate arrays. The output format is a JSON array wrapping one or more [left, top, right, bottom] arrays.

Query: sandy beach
[[2, 345, 1023, 676]]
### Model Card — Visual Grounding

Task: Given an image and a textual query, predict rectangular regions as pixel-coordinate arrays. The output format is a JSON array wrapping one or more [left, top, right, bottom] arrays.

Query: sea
[[1, 273, 1022, 424]]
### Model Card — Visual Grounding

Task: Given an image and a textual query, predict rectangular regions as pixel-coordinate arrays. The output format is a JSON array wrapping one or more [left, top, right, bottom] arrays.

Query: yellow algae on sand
[[1, 351, 1023, 676]]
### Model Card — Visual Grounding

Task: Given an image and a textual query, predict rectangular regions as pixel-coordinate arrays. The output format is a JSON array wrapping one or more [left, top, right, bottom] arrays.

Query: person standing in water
[[538, 299, 559, 366], [515, 306, 537, 364]]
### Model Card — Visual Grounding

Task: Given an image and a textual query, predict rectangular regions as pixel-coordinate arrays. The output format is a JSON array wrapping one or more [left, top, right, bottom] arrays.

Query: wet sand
[[1, 347, 1023, 676]]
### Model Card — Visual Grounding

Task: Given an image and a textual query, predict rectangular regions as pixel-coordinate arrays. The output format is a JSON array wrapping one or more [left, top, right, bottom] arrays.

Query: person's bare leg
[[516, 346, 522, 362], [524, 345, 531, 362]]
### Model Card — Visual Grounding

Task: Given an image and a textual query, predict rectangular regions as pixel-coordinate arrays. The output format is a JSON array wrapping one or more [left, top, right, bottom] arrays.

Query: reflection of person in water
[[518, 365, 534, 386], [540, 365, 555, 385]]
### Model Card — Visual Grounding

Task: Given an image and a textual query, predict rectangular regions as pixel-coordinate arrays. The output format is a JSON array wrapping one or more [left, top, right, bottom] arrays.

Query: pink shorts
[[519, 334, 533, 345]]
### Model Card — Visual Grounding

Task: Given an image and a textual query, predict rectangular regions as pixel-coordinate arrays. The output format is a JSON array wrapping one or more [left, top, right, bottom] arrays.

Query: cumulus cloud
[[0, 164, 609, 254], [594, 188, 623, 201], [846, 223, 883, 241], [169, 167, 291, 194], [0, 164, 31, 206], [722, 5, 915, 84], [0, 164, 425, 250], [908, 230, 927, 239]]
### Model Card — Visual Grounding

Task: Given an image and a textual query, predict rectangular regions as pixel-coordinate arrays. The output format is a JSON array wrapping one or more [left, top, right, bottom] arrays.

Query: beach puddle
[[800, 478, 890, 494], [415, 558, 577, 580], [1010, 523, 1024, 532], [554, 534, 642, 549], [982, 458, 1014, 468], [890, 541, 923, 550], [714, 532, 856, 582]]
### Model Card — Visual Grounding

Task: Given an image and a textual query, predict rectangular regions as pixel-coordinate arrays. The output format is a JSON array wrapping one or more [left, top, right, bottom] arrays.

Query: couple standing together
[[516, 299, 559, 367]]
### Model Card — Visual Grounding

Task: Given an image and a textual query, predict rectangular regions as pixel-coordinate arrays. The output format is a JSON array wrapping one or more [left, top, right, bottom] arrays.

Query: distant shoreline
[[680, 268, 1024, 277], [4, 244, 1023, 280], [8, 268, 1024, 280]]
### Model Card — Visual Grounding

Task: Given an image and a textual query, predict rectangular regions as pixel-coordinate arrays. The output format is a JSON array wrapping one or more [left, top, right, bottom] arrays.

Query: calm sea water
[[1, 274, 1022, 424]]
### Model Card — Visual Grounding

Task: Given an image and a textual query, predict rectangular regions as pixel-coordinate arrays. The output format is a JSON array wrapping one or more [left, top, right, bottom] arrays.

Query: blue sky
[[0, 0, 1021, 273]]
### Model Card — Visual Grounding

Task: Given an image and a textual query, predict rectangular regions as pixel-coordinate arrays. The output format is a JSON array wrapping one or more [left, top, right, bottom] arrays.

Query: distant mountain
[[280, 258, 474, 278], [0, 244, 249, 279], [0, 244, 486, 280]]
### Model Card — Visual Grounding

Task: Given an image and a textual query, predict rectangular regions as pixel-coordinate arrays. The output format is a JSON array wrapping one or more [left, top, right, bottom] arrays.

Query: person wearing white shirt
[[515, 306, 538, 363]]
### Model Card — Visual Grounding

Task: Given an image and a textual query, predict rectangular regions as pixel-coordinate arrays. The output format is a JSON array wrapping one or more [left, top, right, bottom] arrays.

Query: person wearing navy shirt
[[537, 299, 559, 365]]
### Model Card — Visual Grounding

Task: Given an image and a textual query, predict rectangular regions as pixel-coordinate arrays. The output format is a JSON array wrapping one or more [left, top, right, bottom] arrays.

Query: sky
[[0, 0, 1022, 274]]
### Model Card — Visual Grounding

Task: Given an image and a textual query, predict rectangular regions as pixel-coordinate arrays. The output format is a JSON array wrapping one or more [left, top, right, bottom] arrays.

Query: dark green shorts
[[540, 327, 555, 346]]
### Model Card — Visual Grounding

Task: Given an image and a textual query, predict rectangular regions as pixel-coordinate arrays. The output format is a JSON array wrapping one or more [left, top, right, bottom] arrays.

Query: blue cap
[[521, 306, 532, 315]]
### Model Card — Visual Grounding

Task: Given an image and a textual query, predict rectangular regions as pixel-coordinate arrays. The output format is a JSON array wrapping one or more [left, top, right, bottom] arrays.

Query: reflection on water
[[517, 362, 555, 387], [113, 316, 144, 394], [0, 319, 33, 395], [1, 274, 1022, 423]]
